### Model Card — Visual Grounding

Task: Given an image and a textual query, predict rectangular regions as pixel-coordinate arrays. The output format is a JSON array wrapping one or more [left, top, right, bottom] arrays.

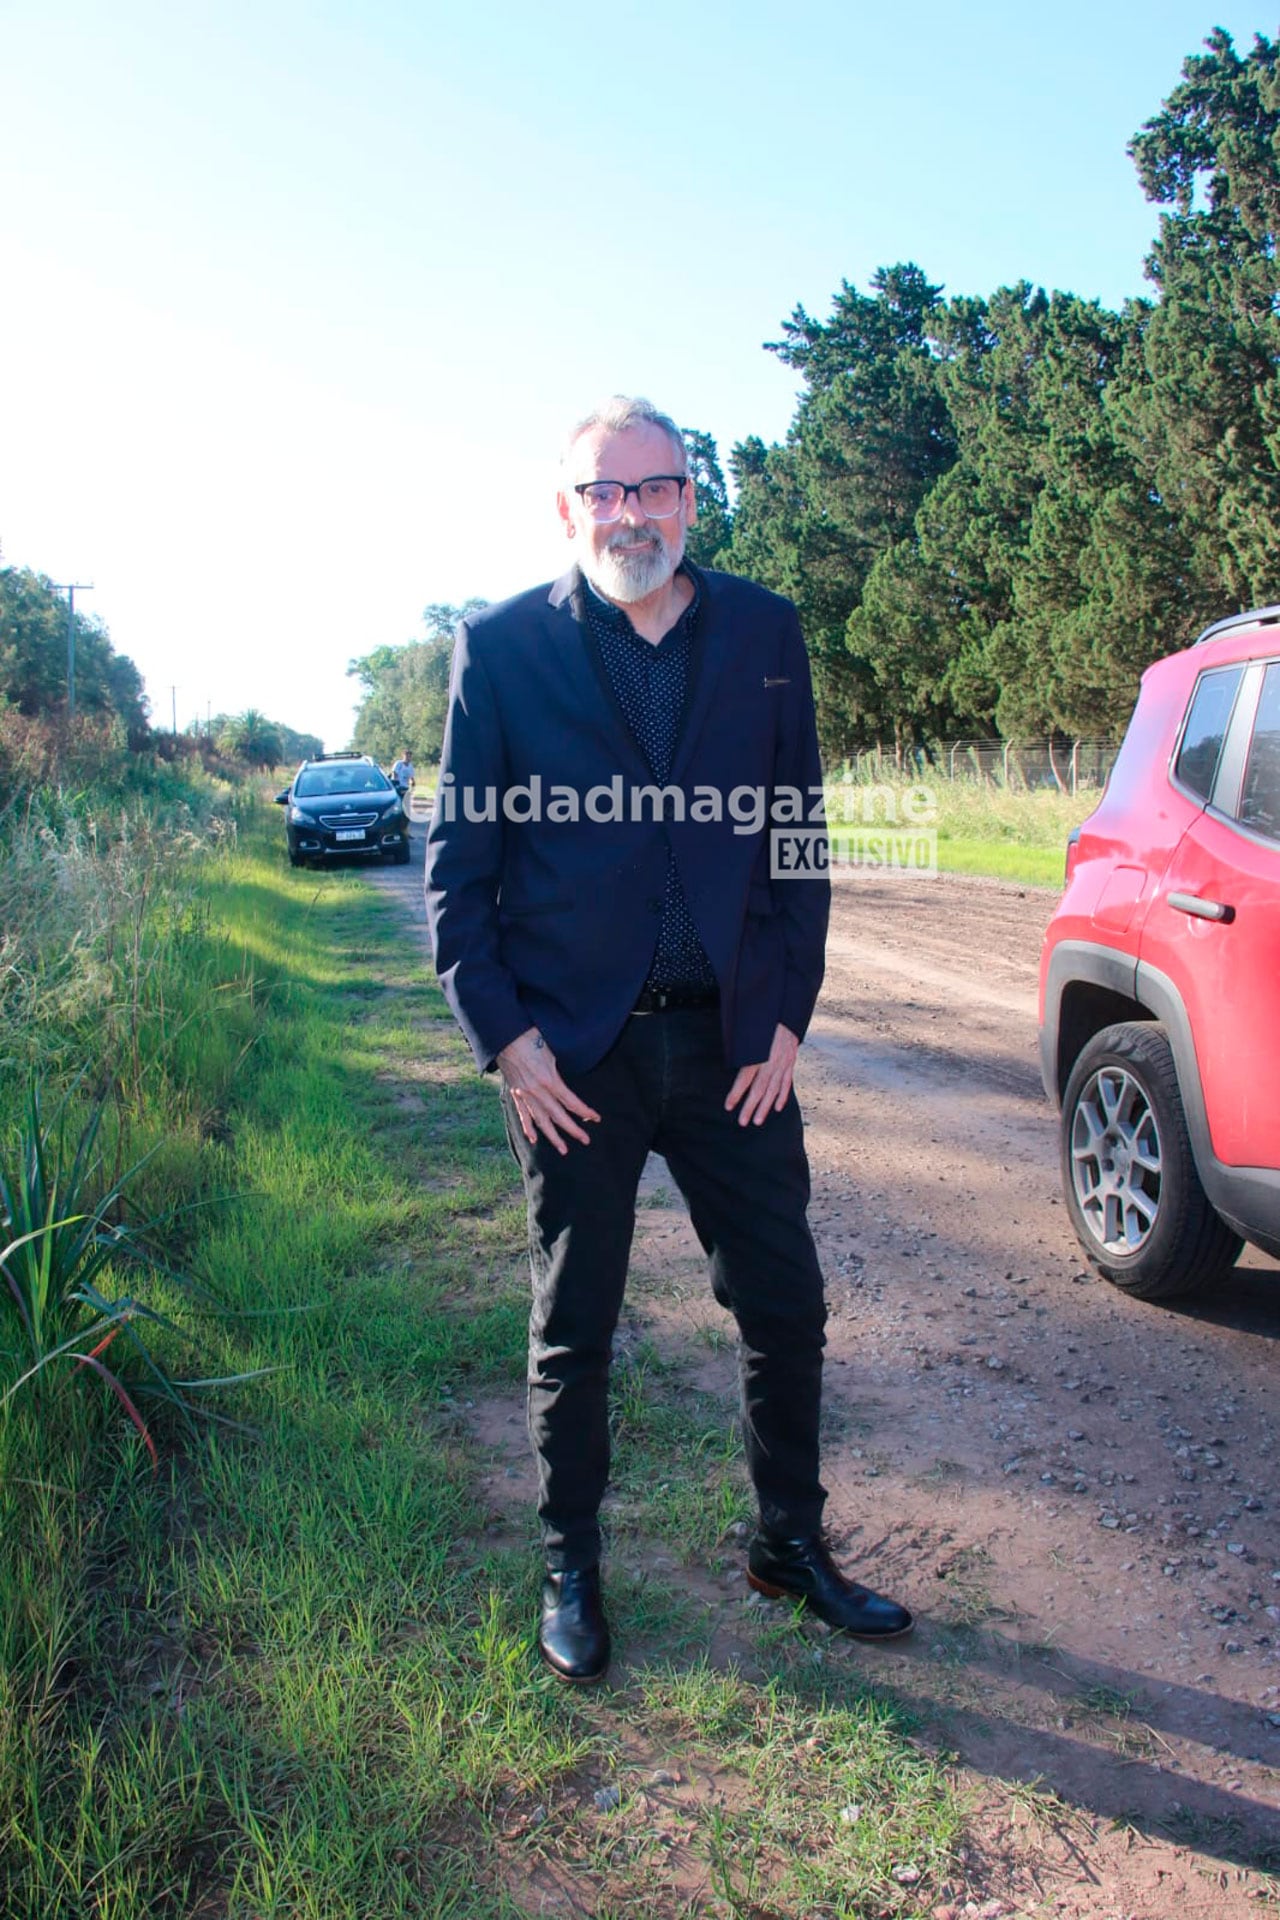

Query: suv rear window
[[1239, 662, 1280, 841], [1174, 667, 1243, 800]]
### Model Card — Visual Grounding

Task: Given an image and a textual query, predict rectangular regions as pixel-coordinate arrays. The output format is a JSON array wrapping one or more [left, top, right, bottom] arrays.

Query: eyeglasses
[[572, 475, 688, 522]]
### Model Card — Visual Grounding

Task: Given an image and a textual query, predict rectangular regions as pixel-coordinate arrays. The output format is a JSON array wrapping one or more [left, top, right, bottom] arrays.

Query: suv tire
[[1061, 1022, 1242, 1300]]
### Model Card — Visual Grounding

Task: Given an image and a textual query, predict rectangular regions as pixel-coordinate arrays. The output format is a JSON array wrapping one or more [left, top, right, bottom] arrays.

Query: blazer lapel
[[544, 565, 732, 787], [670, 566, 731, 784], [545, 569, 651, 775]]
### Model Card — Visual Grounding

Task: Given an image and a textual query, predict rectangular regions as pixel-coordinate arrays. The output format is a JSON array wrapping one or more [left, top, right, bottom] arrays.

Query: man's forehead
[[567, 421, 682, 479]]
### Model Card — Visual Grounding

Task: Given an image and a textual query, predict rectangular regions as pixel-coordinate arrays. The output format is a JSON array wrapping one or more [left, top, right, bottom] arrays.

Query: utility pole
[[170, 685, 178, 736], [52, 582, 93, 722]]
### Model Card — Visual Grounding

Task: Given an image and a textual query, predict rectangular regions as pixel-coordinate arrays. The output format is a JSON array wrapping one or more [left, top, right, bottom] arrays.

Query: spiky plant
[[0, 1080, 251, 1462]]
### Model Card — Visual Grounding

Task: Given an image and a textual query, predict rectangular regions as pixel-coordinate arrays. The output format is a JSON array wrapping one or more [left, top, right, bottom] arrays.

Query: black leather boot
[[747, 1534, 913, 1639], [539, 1566, 611, 1682]]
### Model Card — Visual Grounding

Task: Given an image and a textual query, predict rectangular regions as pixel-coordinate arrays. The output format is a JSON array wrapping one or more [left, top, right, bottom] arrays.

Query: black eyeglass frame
[[572, 475, 690, 519]]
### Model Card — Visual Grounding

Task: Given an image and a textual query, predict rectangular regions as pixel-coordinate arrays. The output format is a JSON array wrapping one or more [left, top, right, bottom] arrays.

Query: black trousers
[[502, 1007, 828, 1571]]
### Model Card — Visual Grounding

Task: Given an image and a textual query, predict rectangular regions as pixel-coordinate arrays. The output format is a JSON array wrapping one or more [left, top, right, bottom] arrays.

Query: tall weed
[[0, 774, 247, 1104]]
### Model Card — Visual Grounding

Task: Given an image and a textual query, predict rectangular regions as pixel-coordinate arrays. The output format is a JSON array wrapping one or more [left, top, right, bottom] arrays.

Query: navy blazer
[[425, 564, 830, 1075]]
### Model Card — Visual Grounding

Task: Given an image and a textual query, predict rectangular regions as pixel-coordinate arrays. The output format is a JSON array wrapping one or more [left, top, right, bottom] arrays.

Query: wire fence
[[842, 739, 1119, 795]]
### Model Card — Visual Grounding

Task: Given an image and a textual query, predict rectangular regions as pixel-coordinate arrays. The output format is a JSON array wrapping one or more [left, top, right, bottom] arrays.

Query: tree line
[[0, 562, 322, 790], [348, 602, 490, 767], [357, 29, 1278, 765], [0, 565, 148, 738], [709, 27, 1280, 758], [206, 711, 322, 769]]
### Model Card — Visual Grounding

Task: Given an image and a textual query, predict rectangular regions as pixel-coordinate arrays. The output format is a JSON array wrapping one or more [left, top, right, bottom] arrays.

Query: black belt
[[631, 986, 720, 1014]]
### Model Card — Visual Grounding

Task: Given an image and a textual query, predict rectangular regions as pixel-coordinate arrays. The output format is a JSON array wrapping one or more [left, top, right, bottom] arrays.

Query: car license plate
[[335, 828, 365, 842]]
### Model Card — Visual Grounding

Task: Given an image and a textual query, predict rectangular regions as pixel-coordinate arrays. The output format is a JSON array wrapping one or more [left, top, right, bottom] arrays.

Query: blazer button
[[646, 897, 662, 913]]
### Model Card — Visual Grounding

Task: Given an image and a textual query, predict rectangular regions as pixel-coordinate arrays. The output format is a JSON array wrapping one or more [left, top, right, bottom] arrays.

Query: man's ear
[[556, 489, 574, 538]]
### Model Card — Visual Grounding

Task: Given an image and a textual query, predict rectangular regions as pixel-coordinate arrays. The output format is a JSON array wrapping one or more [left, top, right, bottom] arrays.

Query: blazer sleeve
[[774, 607, 830, 1040], [424, 622, 531, 1070]]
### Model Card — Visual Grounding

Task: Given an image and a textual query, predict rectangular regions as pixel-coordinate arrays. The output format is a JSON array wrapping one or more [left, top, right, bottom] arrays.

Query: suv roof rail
[[1194, 605, 1280, 646], [310, 750, 368, 762]]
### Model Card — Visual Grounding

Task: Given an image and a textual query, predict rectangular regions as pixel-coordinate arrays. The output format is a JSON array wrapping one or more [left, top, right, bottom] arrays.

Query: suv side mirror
[[274, 790, 290, 805]]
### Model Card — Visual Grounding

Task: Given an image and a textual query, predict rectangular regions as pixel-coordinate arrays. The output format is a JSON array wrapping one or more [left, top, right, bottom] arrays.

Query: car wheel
[[288, 849, 303, 868], [392, 841, 411, 865], [1061, 1021, 1241, 1300]]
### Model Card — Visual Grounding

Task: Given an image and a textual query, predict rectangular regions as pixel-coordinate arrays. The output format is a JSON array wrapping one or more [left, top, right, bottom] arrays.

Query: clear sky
[[1, 2, 1272, 749]]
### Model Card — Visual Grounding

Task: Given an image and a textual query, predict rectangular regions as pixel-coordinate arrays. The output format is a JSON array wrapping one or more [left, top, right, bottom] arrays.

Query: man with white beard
[[426, 396, 913, 1682]]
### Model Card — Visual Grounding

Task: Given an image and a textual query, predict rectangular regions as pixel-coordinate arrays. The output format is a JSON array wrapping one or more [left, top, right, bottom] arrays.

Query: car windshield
[[294, 764, 392, 798]]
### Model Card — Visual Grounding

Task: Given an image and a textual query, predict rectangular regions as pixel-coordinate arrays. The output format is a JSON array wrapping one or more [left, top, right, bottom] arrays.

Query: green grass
[[827, 770, 1096, 888], [829, 830, 1067, 887], [606, 1343, 754, 1560], [932, 837, 1067, 886], [0, 818, 968, 1919]]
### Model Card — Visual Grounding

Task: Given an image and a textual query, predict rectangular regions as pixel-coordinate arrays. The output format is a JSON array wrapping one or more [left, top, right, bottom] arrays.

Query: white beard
[[580, 525, 683, 604]]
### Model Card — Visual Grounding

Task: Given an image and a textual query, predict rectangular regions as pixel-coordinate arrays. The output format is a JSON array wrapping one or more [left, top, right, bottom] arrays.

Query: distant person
[[426, 395, 913, 1684], [391, 750, 416, 795]]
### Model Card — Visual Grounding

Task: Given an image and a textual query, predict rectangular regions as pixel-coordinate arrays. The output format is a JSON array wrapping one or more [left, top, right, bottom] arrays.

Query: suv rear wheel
[[1061, 1022, 1242, 1299]]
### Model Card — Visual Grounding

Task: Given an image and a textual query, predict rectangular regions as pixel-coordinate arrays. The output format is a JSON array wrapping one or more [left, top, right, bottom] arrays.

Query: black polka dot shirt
[[580, 571, 717, 995]]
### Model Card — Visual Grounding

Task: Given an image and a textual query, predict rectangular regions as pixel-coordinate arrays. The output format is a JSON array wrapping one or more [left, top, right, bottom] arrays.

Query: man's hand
[[498, 1027, 601, 1154], [724, 1023, 800, 1128]]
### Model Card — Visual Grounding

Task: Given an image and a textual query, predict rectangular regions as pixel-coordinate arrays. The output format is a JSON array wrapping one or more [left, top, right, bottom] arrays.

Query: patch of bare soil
[[815, 880, 1277, 1808], [381, 837, 1280, 1916]]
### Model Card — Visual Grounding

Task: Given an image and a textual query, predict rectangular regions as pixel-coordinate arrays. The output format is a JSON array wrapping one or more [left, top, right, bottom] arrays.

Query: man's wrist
[[486, 1016, 537, 1074]]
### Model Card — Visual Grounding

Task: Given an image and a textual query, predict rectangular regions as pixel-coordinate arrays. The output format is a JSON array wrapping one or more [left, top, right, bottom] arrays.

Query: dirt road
[[798, 870, 1280, 1912], [386, 830, 1280, 1915]]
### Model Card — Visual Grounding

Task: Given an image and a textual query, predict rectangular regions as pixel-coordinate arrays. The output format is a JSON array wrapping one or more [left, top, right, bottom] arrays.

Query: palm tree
[[216, 709, 283, 768]]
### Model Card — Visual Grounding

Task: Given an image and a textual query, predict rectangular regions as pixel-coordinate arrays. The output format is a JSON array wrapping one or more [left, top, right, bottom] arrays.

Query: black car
[[275, 754, 411, 867]]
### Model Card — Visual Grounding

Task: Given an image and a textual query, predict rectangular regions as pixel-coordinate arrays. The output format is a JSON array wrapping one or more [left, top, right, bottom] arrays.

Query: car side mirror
[[274, 790, 290, 804]]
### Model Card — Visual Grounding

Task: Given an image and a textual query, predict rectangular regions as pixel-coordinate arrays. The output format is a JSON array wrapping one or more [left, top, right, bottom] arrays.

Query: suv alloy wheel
[[1061, 1022, 1242, 1300]]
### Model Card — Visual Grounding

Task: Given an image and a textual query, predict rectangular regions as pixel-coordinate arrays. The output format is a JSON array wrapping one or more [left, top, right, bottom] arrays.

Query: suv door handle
[[1167, 891, 1235, 924]]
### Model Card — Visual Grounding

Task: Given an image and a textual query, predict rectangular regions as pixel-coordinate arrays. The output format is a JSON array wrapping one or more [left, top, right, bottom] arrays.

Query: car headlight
[[290, 806, 316, 824]]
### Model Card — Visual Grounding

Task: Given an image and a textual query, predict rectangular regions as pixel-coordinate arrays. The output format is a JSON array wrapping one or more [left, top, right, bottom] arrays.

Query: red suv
[[1039, 605, 1280, 1300]]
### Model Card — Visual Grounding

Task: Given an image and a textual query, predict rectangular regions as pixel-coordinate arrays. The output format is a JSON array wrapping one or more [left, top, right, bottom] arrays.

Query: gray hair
[[562, 395, 688, 472]]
